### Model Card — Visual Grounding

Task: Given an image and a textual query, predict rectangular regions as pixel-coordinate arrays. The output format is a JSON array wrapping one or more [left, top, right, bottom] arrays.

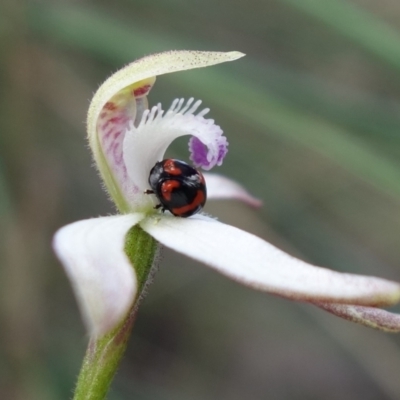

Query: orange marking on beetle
[[163, 159, 182, 175], [172, 190, 205, 216], [161, 180, 180, 201]]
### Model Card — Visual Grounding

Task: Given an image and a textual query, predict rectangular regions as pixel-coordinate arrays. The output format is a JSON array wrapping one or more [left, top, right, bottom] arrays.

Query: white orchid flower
[[53, 51, 400, 339]]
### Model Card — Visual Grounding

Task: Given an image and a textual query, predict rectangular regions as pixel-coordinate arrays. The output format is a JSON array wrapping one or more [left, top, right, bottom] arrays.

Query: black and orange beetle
[[146, 159, 207, 217]]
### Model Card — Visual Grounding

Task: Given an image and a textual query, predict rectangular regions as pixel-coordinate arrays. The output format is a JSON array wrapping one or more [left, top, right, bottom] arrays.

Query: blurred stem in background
[[281, 0, 400, 71]]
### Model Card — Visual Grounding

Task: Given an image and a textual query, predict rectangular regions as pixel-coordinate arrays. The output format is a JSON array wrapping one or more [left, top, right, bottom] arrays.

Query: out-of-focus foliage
[[2, 0, 400, 399]]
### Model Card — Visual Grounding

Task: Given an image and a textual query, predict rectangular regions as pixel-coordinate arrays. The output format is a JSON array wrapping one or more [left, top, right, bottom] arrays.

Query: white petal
[[204, 173, 262, 207], [141, 214, 400, 306], [88, 51, 244, 136], [316, 303, 400, 332], [53, 214, 144, 337]]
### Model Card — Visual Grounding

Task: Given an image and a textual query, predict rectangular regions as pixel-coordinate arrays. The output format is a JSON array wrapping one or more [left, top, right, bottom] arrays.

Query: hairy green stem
[[73, 225, 158, 400]]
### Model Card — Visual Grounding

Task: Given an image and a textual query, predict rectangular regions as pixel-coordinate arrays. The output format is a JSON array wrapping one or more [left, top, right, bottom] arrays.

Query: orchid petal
[[140, 214, 400, 307], [53, 214, 144, 337], [204, 173, 262, 207], [316, 303, 400, 332], [87, 51, 244, 212]]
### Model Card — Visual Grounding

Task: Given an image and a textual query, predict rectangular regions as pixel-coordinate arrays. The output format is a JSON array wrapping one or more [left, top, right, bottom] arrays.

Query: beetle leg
[[153, 204, 166, 213]]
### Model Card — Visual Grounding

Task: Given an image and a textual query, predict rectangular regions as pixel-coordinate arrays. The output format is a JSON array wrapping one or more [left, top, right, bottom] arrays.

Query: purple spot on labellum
[[188, 135, 228, 170], [189, 137, 208, 167]]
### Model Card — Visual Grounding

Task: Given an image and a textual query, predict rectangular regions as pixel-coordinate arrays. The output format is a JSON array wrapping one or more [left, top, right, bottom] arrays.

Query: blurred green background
[[2, 0, 400, 399]]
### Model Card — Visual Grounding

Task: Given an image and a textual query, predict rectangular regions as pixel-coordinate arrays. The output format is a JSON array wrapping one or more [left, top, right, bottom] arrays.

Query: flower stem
[[73, 225, 158, 400]]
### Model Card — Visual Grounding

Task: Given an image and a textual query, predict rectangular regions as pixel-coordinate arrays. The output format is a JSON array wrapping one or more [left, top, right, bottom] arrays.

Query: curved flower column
[[53, 51, 400, 399]]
